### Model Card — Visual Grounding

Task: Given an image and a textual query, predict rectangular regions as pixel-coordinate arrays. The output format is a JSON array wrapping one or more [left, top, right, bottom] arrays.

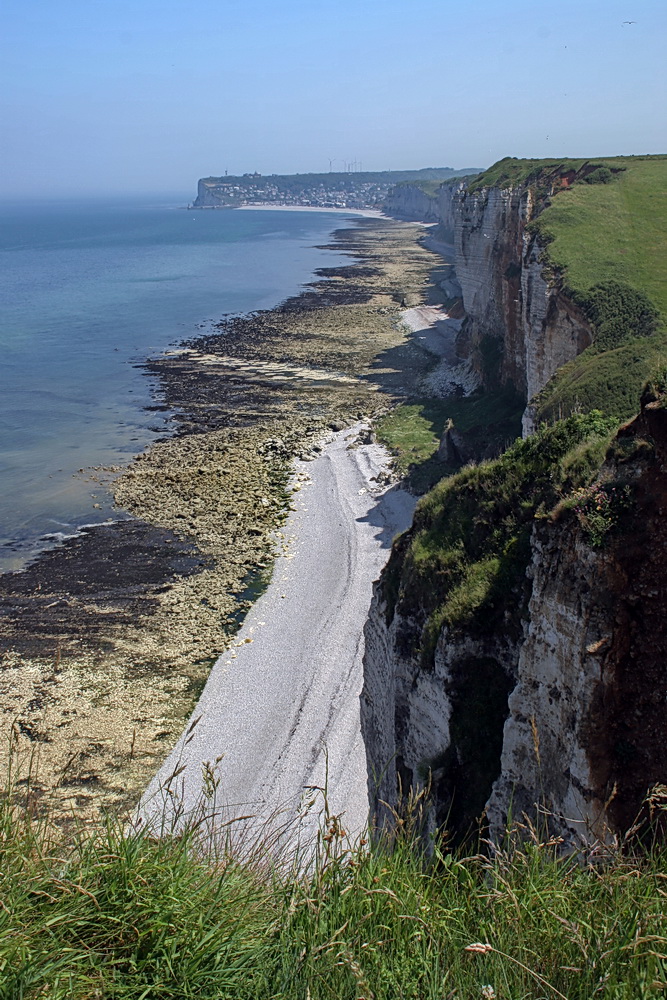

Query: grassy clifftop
[[468, 154, 666, 311], [534, 155, 667, 314], [379, 156, 667, 472], [375, 154, 667, 845], [530, 155, 667, 423], [467, 155, 596, 192], [379, 154, 667, 678], [467, 154, 666, 305]]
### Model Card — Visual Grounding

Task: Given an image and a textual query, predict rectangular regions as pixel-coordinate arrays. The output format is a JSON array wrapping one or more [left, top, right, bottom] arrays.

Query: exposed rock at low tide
[[0, 218, 442, 827]]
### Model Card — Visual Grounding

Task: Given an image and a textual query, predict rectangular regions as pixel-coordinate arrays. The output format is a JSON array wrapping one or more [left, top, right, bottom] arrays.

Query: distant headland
[[190, 167, 481, 210]]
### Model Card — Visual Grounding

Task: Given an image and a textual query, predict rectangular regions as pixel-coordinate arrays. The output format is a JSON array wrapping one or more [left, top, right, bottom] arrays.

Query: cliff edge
[[368, 155, 667, 844]]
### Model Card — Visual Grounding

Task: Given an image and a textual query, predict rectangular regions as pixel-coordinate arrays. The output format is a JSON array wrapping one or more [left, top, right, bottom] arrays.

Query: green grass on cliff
[[442, 155, 667, 425], [3, 779, 667, 1000], [468, 154, 667, 315], [383, 411, 617, 661], [535, 156, 667, 317], [534, 335, 664, 425], [467, 155, 594, 193], [375, 387, 524, 492], [515, 155, 667, 424]]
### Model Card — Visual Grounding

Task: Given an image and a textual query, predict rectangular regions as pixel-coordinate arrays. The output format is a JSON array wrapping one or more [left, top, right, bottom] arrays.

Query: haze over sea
[[0, 198, 353, 573]]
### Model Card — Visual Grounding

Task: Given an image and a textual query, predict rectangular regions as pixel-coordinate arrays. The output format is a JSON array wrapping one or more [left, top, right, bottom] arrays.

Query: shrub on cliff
[[533, 280, 664, 426], [577, 280, 660, 351], [583, 165, 613, 184]]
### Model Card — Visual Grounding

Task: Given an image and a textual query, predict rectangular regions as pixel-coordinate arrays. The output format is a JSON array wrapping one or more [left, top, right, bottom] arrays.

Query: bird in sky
[[622, 20, 637, 24]]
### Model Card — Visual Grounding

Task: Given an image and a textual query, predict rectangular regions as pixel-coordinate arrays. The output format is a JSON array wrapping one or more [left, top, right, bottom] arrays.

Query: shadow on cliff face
[[354, 482, 416, 550], [421, 655, 514, 842], [586, 397, 667, 837]]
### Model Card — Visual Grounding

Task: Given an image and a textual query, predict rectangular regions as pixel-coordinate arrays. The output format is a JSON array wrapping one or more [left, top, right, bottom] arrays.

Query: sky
[[1, 0, 665, 199]]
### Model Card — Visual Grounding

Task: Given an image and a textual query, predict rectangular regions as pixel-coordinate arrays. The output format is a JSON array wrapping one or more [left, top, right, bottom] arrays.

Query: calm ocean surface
[[0, 197, 355, 572]]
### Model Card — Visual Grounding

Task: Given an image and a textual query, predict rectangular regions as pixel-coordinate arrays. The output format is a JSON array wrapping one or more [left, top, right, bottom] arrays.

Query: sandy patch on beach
[[169, 349, 360, 385]]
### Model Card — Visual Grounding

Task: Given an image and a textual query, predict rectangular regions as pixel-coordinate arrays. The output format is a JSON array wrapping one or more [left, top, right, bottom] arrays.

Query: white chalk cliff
[[365, 177, 666, 843], [387, 179, 592, 427]]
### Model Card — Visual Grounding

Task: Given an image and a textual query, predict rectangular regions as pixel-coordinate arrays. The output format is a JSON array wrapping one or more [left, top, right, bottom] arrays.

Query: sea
[[0, 197, 356, 573]]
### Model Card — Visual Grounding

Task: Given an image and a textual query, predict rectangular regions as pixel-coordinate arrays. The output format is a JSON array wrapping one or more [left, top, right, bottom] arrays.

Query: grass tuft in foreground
[[3, 769, 667, 999]]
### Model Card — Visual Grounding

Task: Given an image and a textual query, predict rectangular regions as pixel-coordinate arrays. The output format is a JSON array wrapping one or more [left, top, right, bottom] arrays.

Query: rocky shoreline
[[0, 217, 444, 827]]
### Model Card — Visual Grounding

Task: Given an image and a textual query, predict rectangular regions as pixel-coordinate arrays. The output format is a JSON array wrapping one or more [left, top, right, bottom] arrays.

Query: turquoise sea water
[[0, 198, 354, 572]]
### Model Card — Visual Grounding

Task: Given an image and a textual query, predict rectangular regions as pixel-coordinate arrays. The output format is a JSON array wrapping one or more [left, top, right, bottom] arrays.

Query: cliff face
[[367, 169, 666, 844], [384, 181, 464, 238], [484, 523, 611, 843], [362, 401, 667, 843], [453, 186, 529, 392], [194, 179, 224, 207], [489, 400, 667, 841], [383, 184, 440, 223], [385, 179, 593, 418], [436, 183, 460, 243], [361, 598, 518, 838], [456, 186, 593, 404]]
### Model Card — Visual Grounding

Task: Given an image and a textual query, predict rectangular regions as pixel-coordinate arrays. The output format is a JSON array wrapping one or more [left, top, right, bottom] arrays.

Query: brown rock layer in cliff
[[587, 399, 667, 834]]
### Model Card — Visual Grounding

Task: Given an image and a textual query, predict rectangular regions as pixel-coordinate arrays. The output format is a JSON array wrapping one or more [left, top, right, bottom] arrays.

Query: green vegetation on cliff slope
[[3, 782, 667, 999], [383, 412, 617, 662], [469, 155, 666, 314], [376, 387, 524, 492], [382, 157, 667, 457], [467, 155, 597, 193], [377, 155, 667, 841]]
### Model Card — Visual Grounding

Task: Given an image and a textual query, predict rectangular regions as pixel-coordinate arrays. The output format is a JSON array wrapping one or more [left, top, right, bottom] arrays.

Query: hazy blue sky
[[2, 0, 665, 198]]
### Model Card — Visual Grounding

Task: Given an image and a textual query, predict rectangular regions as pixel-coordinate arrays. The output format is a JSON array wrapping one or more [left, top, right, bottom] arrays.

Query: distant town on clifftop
[[191, 166, 482, 210]]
